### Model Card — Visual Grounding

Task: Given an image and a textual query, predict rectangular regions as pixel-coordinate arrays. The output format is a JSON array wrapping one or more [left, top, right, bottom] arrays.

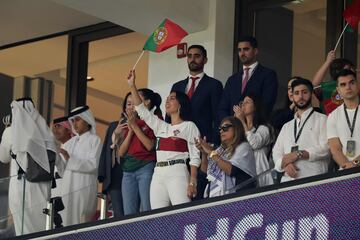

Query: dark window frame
[[65, 22, 132, 112], [234, 0, 358, 73], [0, 21, 132, 115]]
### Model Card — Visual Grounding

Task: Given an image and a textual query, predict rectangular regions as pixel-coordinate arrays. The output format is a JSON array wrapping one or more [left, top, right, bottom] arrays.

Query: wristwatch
[[353, 159, 360, 166], [209, 150, 218, 159], [296, 150, 303, 160]]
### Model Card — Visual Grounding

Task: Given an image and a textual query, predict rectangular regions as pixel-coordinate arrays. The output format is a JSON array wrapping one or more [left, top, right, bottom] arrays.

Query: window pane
[[87, 32, 149, 140]]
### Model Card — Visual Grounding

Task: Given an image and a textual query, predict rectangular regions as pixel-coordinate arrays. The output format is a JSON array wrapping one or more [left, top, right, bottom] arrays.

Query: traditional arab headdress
[[11, 97, 57, 173], [68, 105, 97, 135], [53, 116, 75, 137]]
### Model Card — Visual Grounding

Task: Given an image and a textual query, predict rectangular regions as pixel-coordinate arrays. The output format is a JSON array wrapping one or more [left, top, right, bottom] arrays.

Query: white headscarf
[[68, 106, 96, 135], [11, 98, 57, 173]]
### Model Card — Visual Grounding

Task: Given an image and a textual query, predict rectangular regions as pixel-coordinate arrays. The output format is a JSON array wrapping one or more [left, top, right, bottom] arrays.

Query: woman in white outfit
[[233, 94, 274, 187], [127, 70, 200, 210]]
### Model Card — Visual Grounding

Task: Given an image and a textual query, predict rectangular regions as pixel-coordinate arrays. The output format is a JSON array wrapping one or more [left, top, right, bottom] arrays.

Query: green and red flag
[[143, 18, 188, 53], [320, 81, 343, 115]]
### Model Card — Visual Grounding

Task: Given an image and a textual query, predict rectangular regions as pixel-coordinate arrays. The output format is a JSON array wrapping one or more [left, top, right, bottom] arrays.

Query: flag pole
[[334, 22, 349, 51], [132, 50, 145, 70]]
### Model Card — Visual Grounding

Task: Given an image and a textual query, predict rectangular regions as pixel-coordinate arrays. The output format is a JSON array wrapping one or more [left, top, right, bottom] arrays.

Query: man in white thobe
[[51, 116, 74, 198], [59, 106, 101, 226], [0, 98, 57, 235]]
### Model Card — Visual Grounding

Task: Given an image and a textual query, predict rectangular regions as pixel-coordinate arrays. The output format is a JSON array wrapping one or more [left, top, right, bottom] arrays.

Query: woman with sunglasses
[[233, 94, 275, 187], [126, 70, 200, 209], [196, 116, 256, 197]]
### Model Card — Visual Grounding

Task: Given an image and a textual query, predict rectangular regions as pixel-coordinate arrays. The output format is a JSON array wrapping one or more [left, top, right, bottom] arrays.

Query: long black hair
[[245, 93, 266, 129], [245, 93, 276, 144], [122, 92, 132, 113], [138, 88, 162, 118], [170, 90, 192, 121]]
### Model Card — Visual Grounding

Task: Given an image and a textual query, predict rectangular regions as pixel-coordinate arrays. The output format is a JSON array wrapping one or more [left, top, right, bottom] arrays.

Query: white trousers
[[150, 164, 190, 209]]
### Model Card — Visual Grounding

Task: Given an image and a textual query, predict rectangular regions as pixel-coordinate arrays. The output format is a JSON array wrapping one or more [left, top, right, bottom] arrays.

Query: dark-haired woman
[[270, 77, 297, 133], [115, 88, 162, 215], [127, 70, 200, 209], [234, 94, 274, 187], [196, 116, 256, 197]]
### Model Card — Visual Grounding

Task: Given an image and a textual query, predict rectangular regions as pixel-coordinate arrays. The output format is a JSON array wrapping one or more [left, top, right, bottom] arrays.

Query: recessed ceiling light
[[291, 0, 304, 4], [87, 76, 95, 81]]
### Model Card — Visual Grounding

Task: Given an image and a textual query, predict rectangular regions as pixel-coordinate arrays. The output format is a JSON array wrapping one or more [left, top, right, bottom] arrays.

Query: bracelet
[[189, 180, 197, 187], [209, 150, 218, 159]]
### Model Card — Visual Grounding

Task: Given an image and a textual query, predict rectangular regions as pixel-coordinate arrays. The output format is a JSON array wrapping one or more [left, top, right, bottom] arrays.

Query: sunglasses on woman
[[219, 124, 233, 132]]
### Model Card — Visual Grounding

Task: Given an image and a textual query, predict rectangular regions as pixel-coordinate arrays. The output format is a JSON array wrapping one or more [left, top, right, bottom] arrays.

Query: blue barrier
[[39, 172, 360, 240]]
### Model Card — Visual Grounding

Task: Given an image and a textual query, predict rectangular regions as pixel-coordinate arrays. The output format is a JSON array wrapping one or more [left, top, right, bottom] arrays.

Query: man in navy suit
[[170, 45, 223, 200], [171, 45, 223, 144], [218, 36, 278, 122]]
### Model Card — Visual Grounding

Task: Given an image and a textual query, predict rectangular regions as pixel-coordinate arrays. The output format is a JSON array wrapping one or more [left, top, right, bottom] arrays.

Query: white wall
[[147, 0, 235, 112]]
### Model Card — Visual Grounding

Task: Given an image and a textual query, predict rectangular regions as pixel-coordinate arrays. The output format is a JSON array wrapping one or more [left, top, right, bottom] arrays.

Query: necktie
[[241, 67, 250, 94], [188, 77, 199, 99]]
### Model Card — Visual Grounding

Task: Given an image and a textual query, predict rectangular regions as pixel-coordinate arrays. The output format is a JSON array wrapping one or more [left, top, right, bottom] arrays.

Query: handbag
[[26, 150, 56, 182], [11, 150, 56, 182]]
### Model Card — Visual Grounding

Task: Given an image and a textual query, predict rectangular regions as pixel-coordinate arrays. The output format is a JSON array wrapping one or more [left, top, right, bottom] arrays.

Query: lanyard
[[343, 104, 359, 138], [294, 109, 315, 144]]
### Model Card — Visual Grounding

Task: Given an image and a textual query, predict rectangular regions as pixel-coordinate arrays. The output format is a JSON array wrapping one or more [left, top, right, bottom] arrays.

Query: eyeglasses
[[219, 124, 233, 132]]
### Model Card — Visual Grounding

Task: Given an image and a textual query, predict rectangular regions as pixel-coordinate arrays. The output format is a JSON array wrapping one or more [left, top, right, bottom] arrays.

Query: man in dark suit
[[218, 36, 278, 122], [171, 45, 223, 144], [170, 45, 223, 200]]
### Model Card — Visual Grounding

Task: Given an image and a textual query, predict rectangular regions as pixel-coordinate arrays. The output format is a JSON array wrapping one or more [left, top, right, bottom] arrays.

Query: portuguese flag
[[321, 80, 343, 115], [143, 18, 188, 52]]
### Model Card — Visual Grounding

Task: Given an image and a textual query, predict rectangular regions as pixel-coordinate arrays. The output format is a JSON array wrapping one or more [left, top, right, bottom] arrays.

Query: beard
[[188, 61, 204, 72], [239, 55, 255, 65], [294, 98, 312, 110]]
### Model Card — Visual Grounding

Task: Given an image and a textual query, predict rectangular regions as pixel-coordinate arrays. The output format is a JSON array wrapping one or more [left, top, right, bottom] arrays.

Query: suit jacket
[[218, 64, 278, 122], [171, 74, 223, 144], [98, 121, 122, 193]]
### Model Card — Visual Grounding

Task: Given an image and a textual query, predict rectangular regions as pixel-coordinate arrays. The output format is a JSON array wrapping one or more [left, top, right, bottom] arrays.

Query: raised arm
[[312, 50, 335, 87], [127, 70, 142, 106], [127, 70, 168, 135]]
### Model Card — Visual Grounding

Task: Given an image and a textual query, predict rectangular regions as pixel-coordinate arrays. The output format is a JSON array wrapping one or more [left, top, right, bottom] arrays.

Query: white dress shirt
[[273, 107, 330, 182]]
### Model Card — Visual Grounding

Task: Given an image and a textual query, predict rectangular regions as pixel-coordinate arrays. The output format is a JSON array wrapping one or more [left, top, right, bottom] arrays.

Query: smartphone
[[119, 112, 127, 124]]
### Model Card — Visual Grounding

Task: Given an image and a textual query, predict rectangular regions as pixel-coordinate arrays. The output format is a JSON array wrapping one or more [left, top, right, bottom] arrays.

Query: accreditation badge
[[346, 140, 356, 158], [291, 146, 299, 152]]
